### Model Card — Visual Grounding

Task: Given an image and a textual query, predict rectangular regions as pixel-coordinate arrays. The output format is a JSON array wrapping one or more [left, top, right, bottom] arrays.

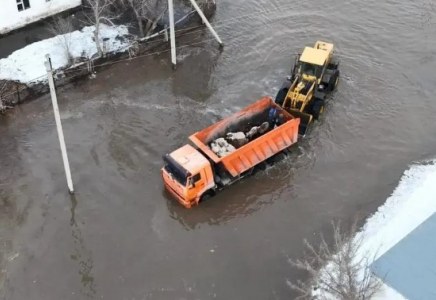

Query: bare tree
[[84, 0, 119, 57], [288, 220, 384, 300], [122, 0, 167, 38], [0, 78, 12, 112], [46, 16, 75, 65]]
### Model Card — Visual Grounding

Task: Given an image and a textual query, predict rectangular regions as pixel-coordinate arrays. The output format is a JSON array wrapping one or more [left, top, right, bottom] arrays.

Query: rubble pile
[[226, 132, 249, 148], [210, 138, 236, 158], [210, 121, 270, 158]]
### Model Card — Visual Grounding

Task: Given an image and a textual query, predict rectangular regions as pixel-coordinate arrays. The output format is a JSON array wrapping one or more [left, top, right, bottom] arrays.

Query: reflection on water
[[165, 154, 299, 230], [69, 195, 97, 299], [172, 48, 222, 102]]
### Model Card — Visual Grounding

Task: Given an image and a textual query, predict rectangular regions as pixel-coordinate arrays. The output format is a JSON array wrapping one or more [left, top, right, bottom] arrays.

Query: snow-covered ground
[[0, 0, 81, 35], [314, 159, 436, 300], [0, 24, 132, 85]]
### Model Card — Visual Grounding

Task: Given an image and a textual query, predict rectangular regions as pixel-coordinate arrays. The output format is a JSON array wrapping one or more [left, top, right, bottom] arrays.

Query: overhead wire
[[68, 10, 293, 72], [172, 1, 298, 35], [2, 1, 300, 100], [115, 1, 300, 49], [70, 1, 303, 70]]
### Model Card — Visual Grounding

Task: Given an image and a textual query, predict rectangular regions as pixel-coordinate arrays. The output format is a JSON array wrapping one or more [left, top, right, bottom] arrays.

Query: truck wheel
[[267, 152, 286, 166], [275, 152, 287, 161], [252, 162, 267, 175], [328, 70, 340, 92], [312, 100, 325, 120], [275, 81, 291, 106], [200, 192, 214, 203]]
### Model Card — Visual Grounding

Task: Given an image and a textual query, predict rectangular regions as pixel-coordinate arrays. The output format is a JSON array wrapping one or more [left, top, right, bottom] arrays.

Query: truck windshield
[[164, 164, 187, 186], [163, 154, 192, 186]]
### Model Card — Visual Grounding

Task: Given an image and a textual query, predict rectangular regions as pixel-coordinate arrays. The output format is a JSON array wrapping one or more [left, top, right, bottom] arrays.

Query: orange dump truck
[[161, 97, 300, 208]]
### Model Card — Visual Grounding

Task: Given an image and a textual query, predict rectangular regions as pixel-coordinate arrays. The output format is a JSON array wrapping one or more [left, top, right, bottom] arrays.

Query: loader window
[[301, 62, 322, 78], [301, 62, 316, 75]]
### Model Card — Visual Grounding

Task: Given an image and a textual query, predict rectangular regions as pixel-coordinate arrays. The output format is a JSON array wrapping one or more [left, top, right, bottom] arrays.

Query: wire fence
[[1, 1, 299, 105]]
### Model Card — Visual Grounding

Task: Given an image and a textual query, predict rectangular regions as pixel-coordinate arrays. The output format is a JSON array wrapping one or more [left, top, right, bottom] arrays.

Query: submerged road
[[1, 0, 436, 299]]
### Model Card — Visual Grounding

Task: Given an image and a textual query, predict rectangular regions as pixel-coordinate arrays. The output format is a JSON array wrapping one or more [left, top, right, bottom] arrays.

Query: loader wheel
[[275, 81, 292, 106], [312, 100, 325, 120], [328, 70, 340, 92], [275, 88, 288, 106]]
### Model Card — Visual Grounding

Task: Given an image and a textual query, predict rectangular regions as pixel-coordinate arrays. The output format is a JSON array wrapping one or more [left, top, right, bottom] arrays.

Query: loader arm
[[299, 82, 316, 111], [282, 77, 299, 108], [284, 79, 316, 111]]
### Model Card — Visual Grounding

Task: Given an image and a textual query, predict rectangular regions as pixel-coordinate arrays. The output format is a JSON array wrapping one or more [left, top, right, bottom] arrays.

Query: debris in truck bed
[[210, 138, 236, 158], [227, 132, 246, 140], [210, 122, 272, 157], [246, 122, 269, 139], [246, 127, 259, 140], [226, 132, 249, 148]]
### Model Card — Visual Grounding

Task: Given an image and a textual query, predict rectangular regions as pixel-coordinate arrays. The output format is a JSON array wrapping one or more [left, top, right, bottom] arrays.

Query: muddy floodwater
[[1, 0, 436, 299]]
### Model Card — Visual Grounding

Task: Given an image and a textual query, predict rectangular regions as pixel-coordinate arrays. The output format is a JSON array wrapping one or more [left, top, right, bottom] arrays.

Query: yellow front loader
[[275, 41, 340, 136]]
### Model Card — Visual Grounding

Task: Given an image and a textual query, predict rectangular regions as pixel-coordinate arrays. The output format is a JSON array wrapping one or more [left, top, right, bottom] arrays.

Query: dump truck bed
[[189, 97, 300, 177]]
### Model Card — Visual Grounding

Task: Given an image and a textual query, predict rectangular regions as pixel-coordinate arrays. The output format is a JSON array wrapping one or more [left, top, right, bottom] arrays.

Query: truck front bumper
[[163, 182, 195, 209]]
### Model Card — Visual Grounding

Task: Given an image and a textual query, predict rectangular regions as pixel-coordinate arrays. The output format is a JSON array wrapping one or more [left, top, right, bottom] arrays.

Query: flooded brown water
[[1, 0, 436, 299]]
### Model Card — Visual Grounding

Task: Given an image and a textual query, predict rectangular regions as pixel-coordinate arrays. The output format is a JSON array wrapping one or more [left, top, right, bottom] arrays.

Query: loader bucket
[[284, 109, 313, 136]]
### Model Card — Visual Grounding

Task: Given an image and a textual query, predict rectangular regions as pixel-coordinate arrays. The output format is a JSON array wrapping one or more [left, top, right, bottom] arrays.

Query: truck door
[[187, 172, 205, 201], [192, 173, 203, 189]]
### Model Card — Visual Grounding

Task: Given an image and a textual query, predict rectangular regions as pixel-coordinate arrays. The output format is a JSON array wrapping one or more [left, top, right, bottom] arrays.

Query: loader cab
[[297, 46, 330, 83], [161, 145, 215, 208], [300, 61, 323, 80]]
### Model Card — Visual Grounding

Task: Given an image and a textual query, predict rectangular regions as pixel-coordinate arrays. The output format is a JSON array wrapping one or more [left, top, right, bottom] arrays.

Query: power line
[[2, 1, 302, 99], [81, 2, 302, 69], [173, 1, 298, 35], [134, 1, 300, 48], [3, 8, 289, 97], [90, 5, 302, 70]]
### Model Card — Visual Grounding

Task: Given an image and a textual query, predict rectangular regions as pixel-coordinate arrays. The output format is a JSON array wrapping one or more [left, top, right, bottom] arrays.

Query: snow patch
[[314, 160, 436, 300], [0, 24, 132, 85], [0, 0, 81, 35]]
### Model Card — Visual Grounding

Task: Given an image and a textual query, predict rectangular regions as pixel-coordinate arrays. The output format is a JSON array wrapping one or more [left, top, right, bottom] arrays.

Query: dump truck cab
[[275, 41, 340, 136], [162, 145, 215, 208]]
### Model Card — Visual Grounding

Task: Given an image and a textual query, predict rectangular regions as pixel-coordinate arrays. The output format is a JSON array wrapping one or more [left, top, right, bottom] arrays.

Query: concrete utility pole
[[45, 54, 74, 194], [168, 0, 177, 69], [167, 0, 223, 68], [188, 0, 223, 47]]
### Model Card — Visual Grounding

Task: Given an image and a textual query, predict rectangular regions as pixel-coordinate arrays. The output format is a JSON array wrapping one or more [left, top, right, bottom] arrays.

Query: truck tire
[[312, 100, 325, 120], [274, 152, 287, 161], [200, 191, 214, 203], [253, 161, 267, 175], [266, 152, 286, 166], [328, 70, 340, 92], [275, 81, 291, 106]]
